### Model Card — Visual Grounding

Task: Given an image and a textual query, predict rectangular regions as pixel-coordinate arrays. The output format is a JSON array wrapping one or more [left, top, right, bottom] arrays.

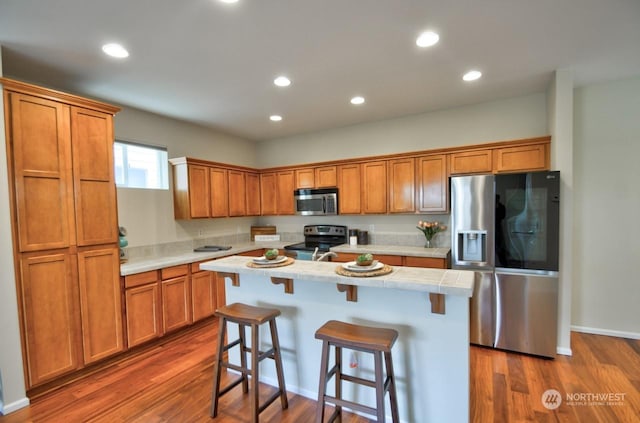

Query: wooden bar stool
[[210, 303, 288, 422], [315, 320, 399, 422]]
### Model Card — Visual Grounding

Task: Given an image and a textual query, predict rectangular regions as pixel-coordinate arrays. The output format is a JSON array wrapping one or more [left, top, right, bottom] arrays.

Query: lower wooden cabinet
[[191, 270, 217, 322], [125, 281, 161, 347], [161, 265, 191, 333], [19, 252, 81, 387], [20, 247, 123, 387], [77, 247, 124, 364]]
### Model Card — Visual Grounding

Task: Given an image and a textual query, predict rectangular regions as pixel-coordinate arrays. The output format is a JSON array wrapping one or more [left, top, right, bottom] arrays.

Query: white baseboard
[[556, 347, 573, 356], [1, 397, 30, 415], [571, 325, 640, 340]]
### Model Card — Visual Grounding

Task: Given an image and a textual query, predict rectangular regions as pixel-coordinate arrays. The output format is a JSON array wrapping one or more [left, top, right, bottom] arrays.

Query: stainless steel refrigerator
[[451, 171, 560, 358]]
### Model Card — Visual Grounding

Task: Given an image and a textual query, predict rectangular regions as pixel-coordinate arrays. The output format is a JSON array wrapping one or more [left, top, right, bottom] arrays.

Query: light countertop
[[200, 255, 472, 297], [120, 242, 452, 276]]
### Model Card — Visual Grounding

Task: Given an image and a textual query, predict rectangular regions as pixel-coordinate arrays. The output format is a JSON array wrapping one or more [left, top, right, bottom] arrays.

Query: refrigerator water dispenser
[[457, 230, 487, 262]]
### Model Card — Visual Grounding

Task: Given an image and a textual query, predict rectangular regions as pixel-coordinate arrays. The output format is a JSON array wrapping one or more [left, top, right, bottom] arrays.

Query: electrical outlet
[[198, 229, 204, 237]]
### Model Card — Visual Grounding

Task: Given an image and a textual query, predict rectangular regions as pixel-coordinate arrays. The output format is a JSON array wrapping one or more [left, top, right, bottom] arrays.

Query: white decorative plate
[[252, 255, 287, 264], [342, 260, 383, 272]]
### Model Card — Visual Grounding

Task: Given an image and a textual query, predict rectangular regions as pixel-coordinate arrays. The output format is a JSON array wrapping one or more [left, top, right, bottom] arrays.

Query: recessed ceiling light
[[274, 76, 291, 87], [102, 43, 129, 58], [219, 0, 239, 3], [416, 31, 440, 48], [270, 115, 283, 122], [350, 96, 365, 105], [463, 70, 482, 81]]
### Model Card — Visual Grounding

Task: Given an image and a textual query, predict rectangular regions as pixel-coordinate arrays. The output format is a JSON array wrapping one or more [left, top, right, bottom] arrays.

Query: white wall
[[0, 50, 30, 415], [114, 107, 260, 247], [547, 69, 574, 355], [572, 75, 640, 338], [257, 93, 548, 167]]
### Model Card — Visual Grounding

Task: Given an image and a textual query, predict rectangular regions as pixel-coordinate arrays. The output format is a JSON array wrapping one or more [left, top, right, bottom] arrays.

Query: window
[[114, 141, 169, 189]]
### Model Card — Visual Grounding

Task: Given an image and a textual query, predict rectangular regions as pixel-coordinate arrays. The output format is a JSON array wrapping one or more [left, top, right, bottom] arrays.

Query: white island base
[[202, 256, 473, 423]]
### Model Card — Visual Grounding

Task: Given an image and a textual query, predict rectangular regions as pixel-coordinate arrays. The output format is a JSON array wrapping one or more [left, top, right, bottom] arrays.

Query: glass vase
[[424, 238, 434, 248]]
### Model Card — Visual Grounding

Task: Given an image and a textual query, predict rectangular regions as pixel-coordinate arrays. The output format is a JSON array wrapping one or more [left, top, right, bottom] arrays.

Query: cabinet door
[[315, 166, 337, 188], [260, 172, 277, 215], [362, 161, 387, 214], [71, 107, 118, 246], [125, 283, 161, 347], [403, 256, 448, 269], [388, 158, 415, 213], [276, 171, 295, 215], [77, 247, 124, 364], [417, 154, 449, 213], [245, 172, 261, 216], [228, 170, 246, 216], [191, 271, 216, 322], [209, 167, 229, 217], [295, 168, 315, 189], [161, 276, 191, 333], [20, 252, 81, 387], [493, 144, 549, 173], [449, 150, 492, 174], [9, 93, 74, 252], [337, 164, 361, 214], [188, 165, 210, 218]]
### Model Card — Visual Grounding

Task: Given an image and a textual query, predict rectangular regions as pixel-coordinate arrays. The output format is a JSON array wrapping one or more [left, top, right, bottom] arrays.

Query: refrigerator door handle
[[493, 273, 502, 347]]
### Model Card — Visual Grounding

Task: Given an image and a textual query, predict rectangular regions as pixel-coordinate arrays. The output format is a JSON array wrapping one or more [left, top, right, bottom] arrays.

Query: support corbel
[[337, 284, 358, 302]]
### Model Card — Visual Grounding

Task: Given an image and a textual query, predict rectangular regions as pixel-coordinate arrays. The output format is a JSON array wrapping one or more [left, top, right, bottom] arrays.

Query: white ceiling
[[1, 0, 640, 141]]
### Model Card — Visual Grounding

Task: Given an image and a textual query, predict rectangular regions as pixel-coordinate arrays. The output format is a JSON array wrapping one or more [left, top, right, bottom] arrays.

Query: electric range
[[284, 224, 348, 259]]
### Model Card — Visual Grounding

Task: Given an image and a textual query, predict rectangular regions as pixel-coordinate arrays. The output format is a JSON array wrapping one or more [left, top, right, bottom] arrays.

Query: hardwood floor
[[1, 319, 638, 422]]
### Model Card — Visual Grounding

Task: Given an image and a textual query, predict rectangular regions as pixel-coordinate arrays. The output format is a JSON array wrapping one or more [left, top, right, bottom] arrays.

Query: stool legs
[[316, 341, 399, 423], [211, 314, 288, 422]]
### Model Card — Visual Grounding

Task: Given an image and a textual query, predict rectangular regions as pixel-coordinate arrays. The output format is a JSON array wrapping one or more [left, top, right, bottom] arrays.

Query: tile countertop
[[120, 242, 451, 276], [120, 242, 291, 276], [331, 244, 450, 258], [200, 255, 473, 297]]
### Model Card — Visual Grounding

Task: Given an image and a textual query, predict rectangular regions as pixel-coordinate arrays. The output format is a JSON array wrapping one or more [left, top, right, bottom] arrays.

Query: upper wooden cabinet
[[169, 136, 550, 218], [388, 158, 415, 213], [295, 168, 315, 189], [260, 172, 277, 215], [315, 166, 337, 188], [416, 154, 449, 213], [210, 167, 229, 217], [245, 172, 261, 216], [493, 143, 549, 173], [71, 107, 119, 246], [449, 149, 492, 175], [337, 163, 362, 214], [276, 171, 295, 215], [8, 93, 75, 252], [362, 161, 388, 214], [171, 163, 210, 219], [227, 169, 245, 217]]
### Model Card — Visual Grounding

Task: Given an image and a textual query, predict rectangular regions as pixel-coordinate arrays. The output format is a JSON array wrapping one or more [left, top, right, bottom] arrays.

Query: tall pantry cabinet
[[2, 78, 123, 389]]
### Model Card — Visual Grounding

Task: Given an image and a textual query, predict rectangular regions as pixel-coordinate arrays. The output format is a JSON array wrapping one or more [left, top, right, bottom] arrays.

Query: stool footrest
[[218, 375, 246, 396], [258, 347, 276, 362], [324, 395, 377, 416], [258, 389, 285, 413], [221, 361, 250, 375], [222, 338, 241, 352], [341, 373, 376, 389]]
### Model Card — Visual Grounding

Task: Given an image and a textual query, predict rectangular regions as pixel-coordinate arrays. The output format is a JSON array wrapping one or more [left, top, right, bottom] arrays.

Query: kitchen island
[[201, 255, 474, 423]]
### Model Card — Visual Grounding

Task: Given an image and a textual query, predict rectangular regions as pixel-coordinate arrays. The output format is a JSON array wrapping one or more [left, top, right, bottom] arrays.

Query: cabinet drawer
[[125, 270, 159, 288], [161, 264, 189, 280]]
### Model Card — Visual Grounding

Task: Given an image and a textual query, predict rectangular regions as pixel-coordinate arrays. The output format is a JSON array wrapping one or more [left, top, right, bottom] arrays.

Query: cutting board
[[250, 225, 277, 241]]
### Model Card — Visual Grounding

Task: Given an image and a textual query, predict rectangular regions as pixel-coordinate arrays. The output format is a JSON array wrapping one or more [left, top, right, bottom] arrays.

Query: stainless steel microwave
[[294, 188, 338, 216]]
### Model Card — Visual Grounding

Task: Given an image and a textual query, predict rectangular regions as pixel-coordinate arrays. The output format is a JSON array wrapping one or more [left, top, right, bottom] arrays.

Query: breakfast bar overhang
[[201, 256, 475, 423]]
